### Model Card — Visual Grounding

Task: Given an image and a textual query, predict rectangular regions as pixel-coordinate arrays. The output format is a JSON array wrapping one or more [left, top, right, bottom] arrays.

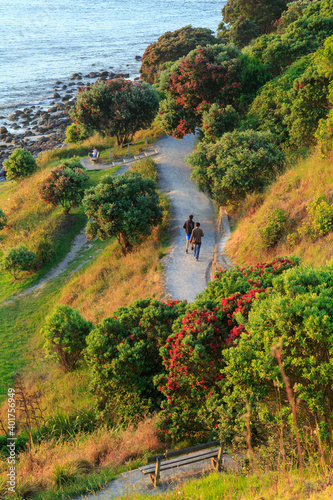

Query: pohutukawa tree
[[157, 45, 243, 139], [140, 25, 217, 84], [70, 79, 159, 145], [82, 172, 163, 255], [39, 166, 89, 214]]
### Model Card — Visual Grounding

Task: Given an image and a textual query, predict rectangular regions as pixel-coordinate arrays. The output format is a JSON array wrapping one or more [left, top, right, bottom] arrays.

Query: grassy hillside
[[226, 149, 333, 267]]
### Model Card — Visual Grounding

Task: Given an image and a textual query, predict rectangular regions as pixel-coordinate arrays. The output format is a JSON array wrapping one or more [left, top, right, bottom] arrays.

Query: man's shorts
[[186, 234, 191, 240]]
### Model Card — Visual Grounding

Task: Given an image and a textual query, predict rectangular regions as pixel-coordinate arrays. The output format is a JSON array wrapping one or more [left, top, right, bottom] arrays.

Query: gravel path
[[155, 133, 217, 302]]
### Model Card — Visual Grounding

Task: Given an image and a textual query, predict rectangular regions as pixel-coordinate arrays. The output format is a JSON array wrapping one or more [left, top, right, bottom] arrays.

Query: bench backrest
[[147, 440, 220, 464]]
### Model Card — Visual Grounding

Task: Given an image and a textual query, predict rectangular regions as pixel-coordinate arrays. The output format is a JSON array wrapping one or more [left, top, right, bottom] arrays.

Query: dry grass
[[227, 150, 333, 267], [0, 417, 161, 495], [0, 164, 64, 255], [59, 229, 165, 324]]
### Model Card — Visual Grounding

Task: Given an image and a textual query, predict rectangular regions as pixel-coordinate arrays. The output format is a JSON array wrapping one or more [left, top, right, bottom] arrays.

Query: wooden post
[[211, 443, 224, 472], [145, 138, 148, 150], [110, 148, 112, 163], [128, 143, 130, 156], [149, 457, 161, 487]]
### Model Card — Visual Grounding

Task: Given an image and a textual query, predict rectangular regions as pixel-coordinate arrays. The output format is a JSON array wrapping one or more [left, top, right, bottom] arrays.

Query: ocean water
[[1, 0, 225, 114]]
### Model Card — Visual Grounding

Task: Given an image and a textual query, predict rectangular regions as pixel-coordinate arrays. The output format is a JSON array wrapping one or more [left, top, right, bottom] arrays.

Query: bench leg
[[211, 445, 224, 472], [149, 458, 161, 487]]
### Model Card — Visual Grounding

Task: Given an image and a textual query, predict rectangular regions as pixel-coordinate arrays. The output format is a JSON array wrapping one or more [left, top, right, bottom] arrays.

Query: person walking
[[190, 222, 204, 261], [183, 214, 195, 253]]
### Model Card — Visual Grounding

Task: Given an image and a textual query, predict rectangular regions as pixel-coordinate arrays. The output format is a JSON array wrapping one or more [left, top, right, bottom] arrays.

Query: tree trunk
[[120, 233, 132, 255]]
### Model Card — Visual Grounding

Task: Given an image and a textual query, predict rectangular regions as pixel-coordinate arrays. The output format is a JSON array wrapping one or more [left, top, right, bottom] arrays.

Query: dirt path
[[155, 134, 217, 302]]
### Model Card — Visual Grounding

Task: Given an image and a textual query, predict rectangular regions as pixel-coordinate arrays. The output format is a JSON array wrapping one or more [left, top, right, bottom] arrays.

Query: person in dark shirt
[[190, 222, 204, 261], [183, 214, 195, 253]]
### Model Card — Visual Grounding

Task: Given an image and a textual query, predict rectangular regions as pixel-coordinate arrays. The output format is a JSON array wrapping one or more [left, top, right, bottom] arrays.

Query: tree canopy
[[70, 79, 159, 145], [140, 25, 217, 84], [82, 172, 163, 254], [222, 0, 288, 34]]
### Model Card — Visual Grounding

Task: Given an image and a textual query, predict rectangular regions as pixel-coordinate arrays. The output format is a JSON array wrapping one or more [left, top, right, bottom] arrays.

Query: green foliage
[[156, 44, 243, 139], [222, 0, 288, 34], [3, 148, 37, 180], [287, 195, 333, 244], [70, 79, 159, 145], [42, 305, 93, 372], [65, 122, 90, 144], [201, 104, 239, 142], [249, 9, 333, 76], [1, 244, 35, 280], [140, 25, 217, 83], [259, 208, 287, 248], [247, 55, 312, 144], [83, 172, 163, 254], [316, 109, 333, 154], [130, 157, 158, 181], [85, 299, 187, 423], [187, 130, 285, 205], [0, 208, 7, 232], [286, 65, 329, 148], [39, 165, 89, 214], [60, 156, 85, 170], [304, 195, 333, 239], [221, 264, 333, 445], [218, 15, 260, 48]]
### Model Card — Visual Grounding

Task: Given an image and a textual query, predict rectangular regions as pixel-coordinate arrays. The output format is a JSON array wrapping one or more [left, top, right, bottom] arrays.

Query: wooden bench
[[138, 440, 224, 487]]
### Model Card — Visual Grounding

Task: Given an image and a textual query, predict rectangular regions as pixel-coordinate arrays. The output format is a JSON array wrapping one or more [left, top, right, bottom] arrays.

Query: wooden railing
[[107, 137, 151, 163]]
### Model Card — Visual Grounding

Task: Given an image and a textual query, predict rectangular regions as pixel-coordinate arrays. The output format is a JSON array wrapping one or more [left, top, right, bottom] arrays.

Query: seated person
[[89, 147, 98, 159]]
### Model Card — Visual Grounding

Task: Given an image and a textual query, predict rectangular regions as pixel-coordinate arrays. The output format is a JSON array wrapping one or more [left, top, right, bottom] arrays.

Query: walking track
[[155, 133, 217, 302]]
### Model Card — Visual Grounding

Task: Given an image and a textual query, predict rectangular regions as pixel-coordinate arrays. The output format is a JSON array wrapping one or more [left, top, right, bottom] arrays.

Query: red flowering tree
[[157, 45, 242, 139], [140, 25, 217, 84], [39, 166, 88, 214], [70, 79, 159, 145], [156, 257, 299, 438]]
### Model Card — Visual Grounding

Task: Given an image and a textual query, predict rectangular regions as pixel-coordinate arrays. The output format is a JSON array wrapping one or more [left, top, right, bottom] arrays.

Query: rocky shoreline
[[0, 64, 142, 180]]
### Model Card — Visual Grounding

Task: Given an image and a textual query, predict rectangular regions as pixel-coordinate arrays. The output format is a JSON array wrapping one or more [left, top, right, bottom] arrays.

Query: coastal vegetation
[[70, 79, 160, 145], [1, 0, 333, 498]]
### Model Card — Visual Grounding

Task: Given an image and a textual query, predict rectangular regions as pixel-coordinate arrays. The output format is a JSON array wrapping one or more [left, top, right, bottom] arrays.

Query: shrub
[[0, 209, 7, 232], [140, 25, 217, 83], [70, 79, 159, 145], [130, 157, 158, 181], [85, 299, 187, 423], [201, 104, 239, 143], [156, 45, 242, 139], [0, 208, 7, 251], [39, 165, 89, 214], [83, 172, 163, 254], [305, 194, 333, 239], [187, 129, 285, 205], [42, 305, 93, 372], [157, 258, 299, 438], [220, 264, 333, 445], [222, 0, 289, 34], [1, 244, 35, 280], [3, 148, 37, 180], [259, 208, 287, 248], [65, 122, 90, 144]]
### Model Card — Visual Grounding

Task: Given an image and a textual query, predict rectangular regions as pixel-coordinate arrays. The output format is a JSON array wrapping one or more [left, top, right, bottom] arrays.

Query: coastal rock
[[62, 85, 67, 90], [135, 55, 142, 60], [0, 127, 8, 135], [8, 114, 16, 121], [55, 80, 62, 85], [61, 95, 70, 102], [53, 92, 61, 98]]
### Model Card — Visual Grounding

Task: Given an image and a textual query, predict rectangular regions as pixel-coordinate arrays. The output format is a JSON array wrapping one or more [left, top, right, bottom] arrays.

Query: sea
[[0, 0, 225, 124]]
